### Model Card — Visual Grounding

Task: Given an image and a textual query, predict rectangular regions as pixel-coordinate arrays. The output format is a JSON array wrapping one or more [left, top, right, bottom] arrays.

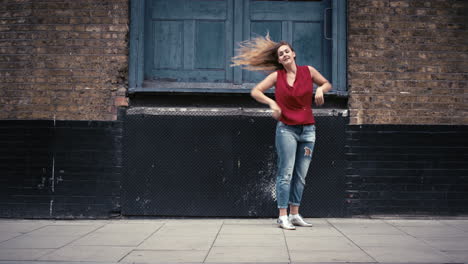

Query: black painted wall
[[346, 125, 468, 216], [3, 115, 467, 218], [0, 119, 123, 218]]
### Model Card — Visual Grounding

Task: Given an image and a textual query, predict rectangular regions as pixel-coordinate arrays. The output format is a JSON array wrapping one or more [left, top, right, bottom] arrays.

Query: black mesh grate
[[123, 108, 347, 217]]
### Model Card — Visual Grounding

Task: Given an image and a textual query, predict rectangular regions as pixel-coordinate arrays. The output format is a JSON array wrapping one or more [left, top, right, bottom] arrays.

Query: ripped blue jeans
[[275, 121, 316, 209]]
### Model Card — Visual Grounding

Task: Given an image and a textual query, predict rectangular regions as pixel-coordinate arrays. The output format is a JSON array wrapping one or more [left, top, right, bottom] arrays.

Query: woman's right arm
[[250, 72, 281, 120]]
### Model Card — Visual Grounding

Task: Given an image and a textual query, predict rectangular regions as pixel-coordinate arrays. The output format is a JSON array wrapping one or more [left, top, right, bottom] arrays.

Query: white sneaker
[[277, 215, 296, 230], [289, 214, 313, 227]]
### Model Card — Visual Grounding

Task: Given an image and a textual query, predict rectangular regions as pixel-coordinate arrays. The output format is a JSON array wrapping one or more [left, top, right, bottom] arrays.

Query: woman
[[232, 35, 332, 230]]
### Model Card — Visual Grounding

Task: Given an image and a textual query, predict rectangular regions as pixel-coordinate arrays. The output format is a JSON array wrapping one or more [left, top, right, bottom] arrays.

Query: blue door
[[244, 0, 332, 84], [141, 0, 333, 90], [144, 0, 234, 83]]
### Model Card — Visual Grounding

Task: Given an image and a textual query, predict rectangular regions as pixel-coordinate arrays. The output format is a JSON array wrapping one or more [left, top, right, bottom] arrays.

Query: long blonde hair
[[231, 34, 294, 72]]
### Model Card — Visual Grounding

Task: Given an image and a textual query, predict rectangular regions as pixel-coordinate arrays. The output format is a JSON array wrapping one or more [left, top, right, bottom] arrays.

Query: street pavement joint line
[[18, 224, 51, 235], [34, 223, 108, 260], [116, 222, 167, 263], [439, 219, 468, 232], [325, 218, 379, 263], [382, 219, 459, 260], [202, 220, 224, 263], [0, 233, 26, 245], [0, 222, 52, 245], [36, 248, 60, 261], [134, 222, 167, 247], [281, 226, 292, 263]]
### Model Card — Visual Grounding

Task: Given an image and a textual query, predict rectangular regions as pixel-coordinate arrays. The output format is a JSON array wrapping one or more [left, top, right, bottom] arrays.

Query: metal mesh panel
[[123, 108, 347, 217]]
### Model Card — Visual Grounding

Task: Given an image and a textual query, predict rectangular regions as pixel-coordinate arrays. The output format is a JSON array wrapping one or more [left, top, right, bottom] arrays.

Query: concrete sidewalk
[[0, 218, 467, 264]]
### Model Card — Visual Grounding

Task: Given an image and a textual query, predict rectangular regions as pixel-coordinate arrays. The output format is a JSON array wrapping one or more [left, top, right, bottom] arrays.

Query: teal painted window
[[129, 0, 346, 95]]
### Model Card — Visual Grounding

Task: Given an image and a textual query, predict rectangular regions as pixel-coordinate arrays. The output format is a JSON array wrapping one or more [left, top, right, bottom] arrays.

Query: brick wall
[[1, 0, 129, 121], [348, 0, 468, 125]]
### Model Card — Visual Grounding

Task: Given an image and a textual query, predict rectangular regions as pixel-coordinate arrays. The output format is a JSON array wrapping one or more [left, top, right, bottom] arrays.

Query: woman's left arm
[[308, 66, 332, 106]]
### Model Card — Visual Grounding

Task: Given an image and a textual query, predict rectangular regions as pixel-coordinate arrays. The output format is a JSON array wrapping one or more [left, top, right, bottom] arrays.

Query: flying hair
[[231, 33, 293, 72]]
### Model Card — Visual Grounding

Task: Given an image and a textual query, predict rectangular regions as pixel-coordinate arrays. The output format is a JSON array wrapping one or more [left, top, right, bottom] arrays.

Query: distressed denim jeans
[[275, 121, 316, 209]]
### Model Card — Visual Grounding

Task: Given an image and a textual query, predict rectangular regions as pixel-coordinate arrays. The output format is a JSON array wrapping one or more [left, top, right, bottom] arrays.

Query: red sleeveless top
[[275, 65, 315, 125]]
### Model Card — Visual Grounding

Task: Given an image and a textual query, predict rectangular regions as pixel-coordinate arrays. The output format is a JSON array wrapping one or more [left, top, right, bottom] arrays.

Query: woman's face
[[277, 45, 295, 66]]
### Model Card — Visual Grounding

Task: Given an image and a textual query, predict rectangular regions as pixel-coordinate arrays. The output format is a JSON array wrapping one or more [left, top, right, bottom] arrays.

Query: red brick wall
[[0, 0, 129, 121], [348, 0, 468, 125]]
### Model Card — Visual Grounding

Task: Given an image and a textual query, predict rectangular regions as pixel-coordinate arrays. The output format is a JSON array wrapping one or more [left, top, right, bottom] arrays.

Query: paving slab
[[420, 237, 468, 251], [0, 235, 78, 249], [138, 235, 216, 250], [300, 218, 330, 225], [122, 249, 208, 263], [0, 262, 118, 264], [163, 219, 225, 226], [327, 218, 385, 224], [47, 220, 111, 225], [0, 218, 466, 264], [442, 220, 468, 231], [95, 223, 163, 234], [441, 250, 468, 262], [286, 236, 359, 251], [223, 218, 278, 225], [223, 218, 328, 226], [330, 224, 407, 236], [219, 224, 283, 235], [383, 219, 447, 227], [154, 225, 220, 237], [396, 226, 468, 238], [38, 245, 133, 262], [205, 246, 289, 262], [283, 226, 344, 237], [213, 234, 285, 247], [25, 225, 101, 237], [71, 231, 152, 246], [0, 248, 54, 261], [289, 249, 375, 263], [360, 245, 456, 263], [0, 233, 21, 243], [0, 221, 49, 234], [346, 234, 427, 247]]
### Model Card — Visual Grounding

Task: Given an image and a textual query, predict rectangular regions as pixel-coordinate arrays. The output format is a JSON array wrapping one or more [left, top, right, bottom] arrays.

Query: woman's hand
[[315, 87, 324, 106], [269, 102, 282, 120], [308, 66, 331, 106]]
